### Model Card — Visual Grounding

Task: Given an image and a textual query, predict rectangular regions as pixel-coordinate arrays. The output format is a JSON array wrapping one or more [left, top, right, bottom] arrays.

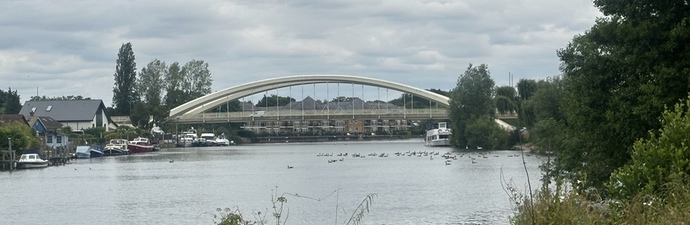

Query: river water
[[0, 140, 544, 225]]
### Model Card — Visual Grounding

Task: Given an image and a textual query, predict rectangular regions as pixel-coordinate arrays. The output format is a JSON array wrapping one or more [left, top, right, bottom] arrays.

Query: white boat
[[199, 132, 216, 146], [16, 153, 49, 169], [104, 139, 129, 155], [213, 133, 233, 146], [178, 128, 198, 147], [425, 122, 451, 147]]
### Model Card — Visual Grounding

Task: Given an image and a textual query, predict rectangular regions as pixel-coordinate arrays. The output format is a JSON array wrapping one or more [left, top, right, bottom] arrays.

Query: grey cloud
[[0, 0, 601, 105]]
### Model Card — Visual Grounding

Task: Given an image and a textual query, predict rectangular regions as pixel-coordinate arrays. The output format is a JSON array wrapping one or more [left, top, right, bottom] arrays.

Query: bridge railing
[[175, 108, 451, 123], [173, 109, 517, 124]]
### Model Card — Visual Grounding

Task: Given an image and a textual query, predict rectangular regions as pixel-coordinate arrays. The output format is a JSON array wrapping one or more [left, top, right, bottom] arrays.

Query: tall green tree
[[495, 86, 517, 115], [530, 77, 565, 122], [112, 42, 138, 116], [520, 77, 567, 153], [516, 79, 537, 101], [516, 79, 537, 127], [556, 0, 690, 190], [164, 62, 185, 109], [0, 88, 21, 114], [182, 60, 213, 99], [449, 64, 496, 147], [137, 59, 168, 128], [138, 59, 166, 105]]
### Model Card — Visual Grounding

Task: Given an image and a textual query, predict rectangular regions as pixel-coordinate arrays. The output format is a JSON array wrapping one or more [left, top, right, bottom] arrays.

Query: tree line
[[0, 88, 21, 114], [505, 0, 690, 222], [111, 42, 213, 128]]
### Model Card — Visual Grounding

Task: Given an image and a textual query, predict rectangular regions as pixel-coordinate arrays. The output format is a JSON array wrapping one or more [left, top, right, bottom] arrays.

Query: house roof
[[19, 100, 108, 122], [36, 116, 63, 130], [0, 114, 29, 126]]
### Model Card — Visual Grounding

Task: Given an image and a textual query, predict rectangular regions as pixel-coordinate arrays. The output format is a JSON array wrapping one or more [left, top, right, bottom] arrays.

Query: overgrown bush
[[511, 96, 690, 225]]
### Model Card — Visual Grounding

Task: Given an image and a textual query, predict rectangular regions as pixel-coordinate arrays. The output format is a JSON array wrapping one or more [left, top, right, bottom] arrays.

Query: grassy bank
[[510, 180, 690, 225]]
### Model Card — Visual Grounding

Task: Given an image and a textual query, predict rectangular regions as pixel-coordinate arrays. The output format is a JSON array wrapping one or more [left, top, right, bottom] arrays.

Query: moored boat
[[199, 132, 215, 146], [89, 145, 104, 157], [177, 128, 198, 147], [127, 137, 155, 154], [16, 153, 49, 169], [75, 146, 91, 158], [104, 139, 129, 156], [213, 133, 233, 146], [425, 122, 451, 147]]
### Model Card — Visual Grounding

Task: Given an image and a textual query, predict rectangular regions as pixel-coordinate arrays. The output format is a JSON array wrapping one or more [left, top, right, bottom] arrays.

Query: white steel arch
[[169, 74, 450, 118]]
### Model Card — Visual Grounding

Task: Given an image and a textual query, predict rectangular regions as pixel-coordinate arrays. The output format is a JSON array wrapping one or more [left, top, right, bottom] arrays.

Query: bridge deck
[[174, 109, 517, 124]]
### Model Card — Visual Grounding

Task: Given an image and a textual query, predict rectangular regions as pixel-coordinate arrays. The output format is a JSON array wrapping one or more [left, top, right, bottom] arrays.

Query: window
[[56, 135, 62, 144], [47, 136, 53, 143], [46, 105, 53, 111]]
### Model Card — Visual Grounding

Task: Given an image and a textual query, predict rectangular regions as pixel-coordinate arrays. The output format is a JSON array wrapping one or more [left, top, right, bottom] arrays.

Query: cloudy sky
[[1, 0, 602, 106]]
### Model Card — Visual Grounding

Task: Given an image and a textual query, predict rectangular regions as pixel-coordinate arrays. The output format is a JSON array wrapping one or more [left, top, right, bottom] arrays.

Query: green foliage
[[517, 77, 567, 153], [104, 126, 148, 140], [495, 86, 518, 115], [464, 117, 497, 149], [449, 64, 496, 148], [529, 118, 566, 155], [0, 122, 40, 154], [0, 88, 22, 114], [136, 59, 169, 128], [613, 181, 690, 224], [237, 130, 258, 143], [112, 42, 138, 116], [82, 127, 107, 144], [129, 102, 149, 129], [509, 180, 610, 225], [511, 177, 690, 225], [516, 79, 537, 101], [529, 78, 565, 123], [182, 59, 213, 99], [607, 97, 690, 202], [255, 95, 294, 107], [209, 100, 242, 113], [138, 59, 166, 106], [164, 62, 185, 109], [388, 89, 449, 109], [555, 0, 690, 190], [213, 207, 256, 225]]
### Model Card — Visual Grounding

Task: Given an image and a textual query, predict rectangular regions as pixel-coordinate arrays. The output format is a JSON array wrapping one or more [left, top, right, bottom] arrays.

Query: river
[[0, 140, 544, 225]]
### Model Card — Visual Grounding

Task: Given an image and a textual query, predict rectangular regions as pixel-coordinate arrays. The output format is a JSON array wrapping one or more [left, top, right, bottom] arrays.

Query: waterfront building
[[19, 99, 118, 131]]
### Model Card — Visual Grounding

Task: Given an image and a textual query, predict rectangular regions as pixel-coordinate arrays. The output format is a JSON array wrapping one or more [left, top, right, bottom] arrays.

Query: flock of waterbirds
[[308, 150, 533, 166]]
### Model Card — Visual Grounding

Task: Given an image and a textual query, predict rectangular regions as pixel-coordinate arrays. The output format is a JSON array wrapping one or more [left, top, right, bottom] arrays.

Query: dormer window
[[47, 105, 53, 111]]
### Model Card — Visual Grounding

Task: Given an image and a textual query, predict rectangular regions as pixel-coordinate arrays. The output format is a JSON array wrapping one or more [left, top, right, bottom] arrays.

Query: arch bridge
[[170, 74, 452, 124]]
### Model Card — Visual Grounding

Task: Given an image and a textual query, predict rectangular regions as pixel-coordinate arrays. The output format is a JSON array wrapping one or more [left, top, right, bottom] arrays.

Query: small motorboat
[[89, 145, 104, 157], [75, 146, 91, 159], [16, 153, 49, 169]]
